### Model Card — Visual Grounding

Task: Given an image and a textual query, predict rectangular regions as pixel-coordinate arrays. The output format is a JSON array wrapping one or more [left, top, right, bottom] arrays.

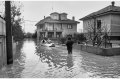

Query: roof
[[35, 16, 79, 26], [80, 5, 120, 20], [50, 12, 59, 15], [50, 12, 68, 15], [61, 13, 68, 15]]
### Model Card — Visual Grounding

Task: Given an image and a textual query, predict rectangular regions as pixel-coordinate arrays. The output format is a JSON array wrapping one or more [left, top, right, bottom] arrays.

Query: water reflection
[[3, 40, 25, 78], [80, 52, 120, 78], [66, 54, 73, 69], [36, 45, 67, 69]]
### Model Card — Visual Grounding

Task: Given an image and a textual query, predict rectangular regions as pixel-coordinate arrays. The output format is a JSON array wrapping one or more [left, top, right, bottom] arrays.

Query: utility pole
[[5, 1, 13, 64]]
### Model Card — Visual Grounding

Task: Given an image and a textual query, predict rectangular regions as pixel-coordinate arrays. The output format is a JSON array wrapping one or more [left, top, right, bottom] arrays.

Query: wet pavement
[[0, 39, 120, 78]]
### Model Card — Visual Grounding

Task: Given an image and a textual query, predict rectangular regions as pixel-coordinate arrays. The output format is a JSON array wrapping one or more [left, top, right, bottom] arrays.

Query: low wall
[[79, 44, 120, 56], [0, 38, 16, 69]]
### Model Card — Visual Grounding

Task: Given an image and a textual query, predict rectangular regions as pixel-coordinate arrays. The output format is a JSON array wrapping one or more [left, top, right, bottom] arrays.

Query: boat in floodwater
[[40, 39, 55, 47]]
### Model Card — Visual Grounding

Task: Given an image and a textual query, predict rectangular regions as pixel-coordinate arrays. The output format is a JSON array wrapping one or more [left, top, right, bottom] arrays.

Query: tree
[[0, 1, 24, 41], [32, 30, 37, 38], [86, 19, 97, 46], [11, 1, 24, 41], [86, 19, 111, 48], [74, 33, 86, 44], [25, 32, 33, 38]]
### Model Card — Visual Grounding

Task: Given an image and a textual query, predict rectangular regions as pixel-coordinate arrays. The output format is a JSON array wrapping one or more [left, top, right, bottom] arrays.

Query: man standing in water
[[66, 37, 74, 54]]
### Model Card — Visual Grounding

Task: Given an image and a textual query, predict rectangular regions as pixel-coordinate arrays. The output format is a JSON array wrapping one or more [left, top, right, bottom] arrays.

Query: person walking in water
[[66, 37, 74, 54]]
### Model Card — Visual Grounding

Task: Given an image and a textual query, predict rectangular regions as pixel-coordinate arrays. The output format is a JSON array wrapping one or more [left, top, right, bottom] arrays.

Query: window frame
[[97, 20, 101, 30], [67, 24, 72, 29]]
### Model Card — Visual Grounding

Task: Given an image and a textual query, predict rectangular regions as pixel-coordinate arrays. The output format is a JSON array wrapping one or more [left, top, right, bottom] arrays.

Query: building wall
[[50, 13, 67, 20], [83, 19, 94, 33], [97, 15, 111, 32], [60, 14, 67, 20], [83, 14, 120, 37], [83, 14, 111, 33], [45, 23, 62, 31], [62, 23, 77, 37], [50, 14, 59, 20], [37, 26, 40, 40], [45, 23, 54, 30], [54, 23, 62, 31], [37, 23, 77, 38], [45, 23, 77, 37], [0, 38, 6, 68], [0, 18, 6, 69], [111, 14, 120, 36], [0, 18, 6, 36]]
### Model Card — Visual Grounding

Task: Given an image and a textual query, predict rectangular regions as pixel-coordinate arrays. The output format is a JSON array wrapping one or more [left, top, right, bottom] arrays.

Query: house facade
[[80, 1, 120, 40], [35, 12, 79, 40]]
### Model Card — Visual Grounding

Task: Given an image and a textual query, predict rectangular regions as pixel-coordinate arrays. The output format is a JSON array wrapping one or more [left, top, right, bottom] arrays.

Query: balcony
[[39, 28, 63, 32]]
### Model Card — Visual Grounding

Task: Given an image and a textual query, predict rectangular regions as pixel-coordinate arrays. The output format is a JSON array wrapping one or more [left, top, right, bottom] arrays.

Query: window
[[97, 20, 101, 29], [61, 24, 62, 29], [67, 24, 72, 29], [67, 34, 72, 38]]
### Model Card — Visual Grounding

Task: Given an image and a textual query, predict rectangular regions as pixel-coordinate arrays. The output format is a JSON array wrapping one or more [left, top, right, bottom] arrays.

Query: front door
[[56, 32, 62, 38], [48, 32, 54, 38]]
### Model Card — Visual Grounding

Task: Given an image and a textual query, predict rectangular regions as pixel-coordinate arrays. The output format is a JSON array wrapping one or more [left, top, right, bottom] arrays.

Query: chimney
[[72, 16, 75, 21], [111, 1, 115, 6], [44, 16, 45, 19]]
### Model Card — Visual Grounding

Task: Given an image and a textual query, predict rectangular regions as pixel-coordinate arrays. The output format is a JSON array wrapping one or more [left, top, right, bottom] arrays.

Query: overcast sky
[[21, 1, 120, 33]]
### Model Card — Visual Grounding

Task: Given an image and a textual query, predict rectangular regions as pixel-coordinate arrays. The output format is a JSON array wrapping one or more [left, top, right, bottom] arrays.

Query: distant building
[[35, 12, 79, 39], [80, 1, 120, 40]]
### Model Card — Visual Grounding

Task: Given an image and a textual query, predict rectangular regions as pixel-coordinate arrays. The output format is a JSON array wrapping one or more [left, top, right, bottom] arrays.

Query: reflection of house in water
[[80, 1, 120, 40], [35, 12, 79, 39], [66, 54, 73, 69]]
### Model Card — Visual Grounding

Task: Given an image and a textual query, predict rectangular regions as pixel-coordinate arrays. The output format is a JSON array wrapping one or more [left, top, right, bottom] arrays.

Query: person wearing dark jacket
[[66, 37, 74, 54]]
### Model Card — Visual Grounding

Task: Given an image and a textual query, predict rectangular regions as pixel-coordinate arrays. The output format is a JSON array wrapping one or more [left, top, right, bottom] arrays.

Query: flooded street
[[0, 39, 120, 78]]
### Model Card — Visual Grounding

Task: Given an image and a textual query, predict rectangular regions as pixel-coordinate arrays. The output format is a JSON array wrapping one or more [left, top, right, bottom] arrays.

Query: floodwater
[[0, 39, 120, 78]]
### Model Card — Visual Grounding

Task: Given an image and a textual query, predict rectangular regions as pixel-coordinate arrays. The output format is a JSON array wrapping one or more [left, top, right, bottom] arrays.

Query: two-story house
[[80, 1, 120, 40], [35, 12, 79, 40]]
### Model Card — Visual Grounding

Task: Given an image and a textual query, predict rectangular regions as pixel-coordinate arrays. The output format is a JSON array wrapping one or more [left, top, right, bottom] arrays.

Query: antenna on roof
[[51, 2, 54, 12], [52, 6, 54, 12]]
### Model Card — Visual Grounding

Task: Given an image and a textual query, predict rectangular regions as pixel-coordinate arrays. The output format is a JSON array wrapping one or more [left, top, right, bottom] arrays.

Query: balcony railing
[[39, 28, 63, 31]]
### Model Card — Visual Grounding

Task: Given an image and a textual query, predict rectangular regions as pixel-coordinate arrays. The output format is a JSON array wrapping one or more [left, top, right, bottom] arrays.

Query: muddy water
[[0, 39, 120, 78]]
